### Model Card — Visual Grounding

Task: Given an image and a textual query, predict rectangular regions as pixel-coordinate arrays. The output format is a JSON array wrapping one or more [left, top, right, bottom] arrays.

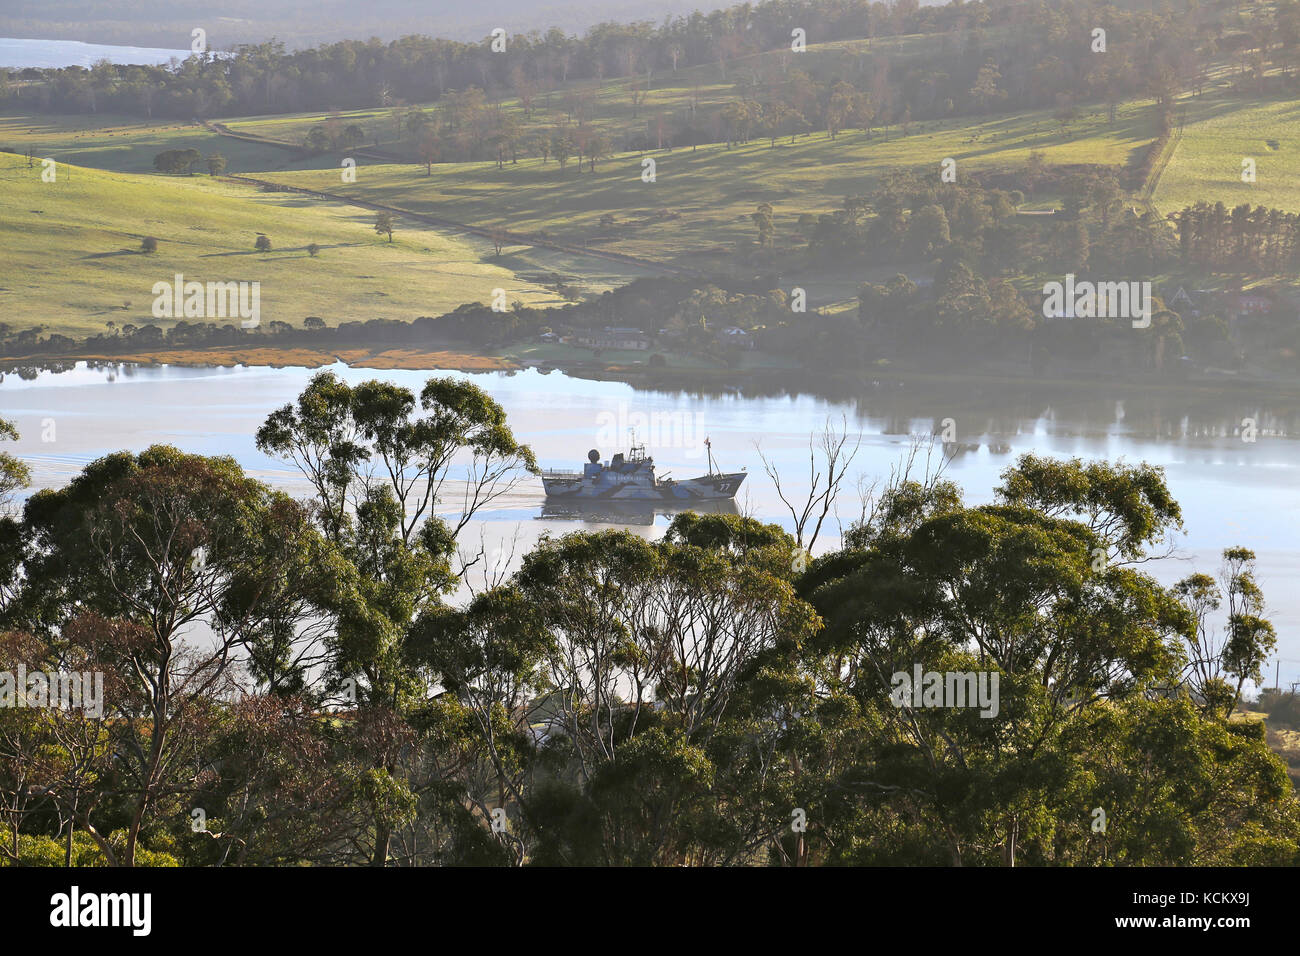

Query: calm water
[[3, 361, 1299, 686], [0, 37, 192, 68]]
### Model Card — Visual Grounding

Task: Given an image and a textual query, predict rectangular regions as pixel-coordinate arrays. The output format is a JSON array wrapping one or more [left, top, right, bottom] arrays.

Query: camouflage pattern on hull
[[541, 443, 746, 501]]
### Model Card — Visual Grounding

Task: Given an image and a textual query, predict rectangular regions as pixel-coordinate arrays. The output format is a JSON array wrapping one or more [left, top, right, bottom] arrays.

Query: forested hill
[[4, 0, 1244, 125]]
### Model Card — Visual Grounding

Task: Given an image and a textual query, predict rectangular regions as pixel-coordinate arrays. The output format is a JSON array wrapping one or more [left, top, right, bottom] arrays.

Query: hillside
[[0, 150, 571, 340], [1153, 89, 1300, 215], [0, 114, 330, 175], [249, 99, 1163, 275]]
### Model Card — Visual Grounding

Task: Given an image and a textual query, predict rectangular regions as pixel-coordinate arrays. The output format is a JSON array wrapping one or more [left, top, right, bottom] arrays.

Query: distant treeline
[[2, 0, 1281, 161], [1172, 201, 1300, 272]]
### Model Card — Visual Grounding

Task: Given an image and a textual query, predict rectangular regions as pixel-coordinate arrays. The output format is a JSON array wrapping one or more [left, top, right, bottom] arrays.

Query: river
[[3, 360, 1298, 686], [0, 37, 192, 69]]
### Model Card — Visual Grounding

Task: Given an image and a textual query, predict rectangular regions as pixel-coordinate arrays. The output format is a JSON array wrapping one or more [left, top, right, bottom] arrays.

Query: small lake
[[0, 37, 192, 69], [3, 361, 1299, 687]]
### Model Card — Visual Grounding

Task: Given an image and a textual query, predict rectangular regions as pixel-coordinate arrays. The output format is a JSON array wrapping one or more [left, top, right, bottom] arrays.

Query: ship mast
[[628, 428, 647, 462]]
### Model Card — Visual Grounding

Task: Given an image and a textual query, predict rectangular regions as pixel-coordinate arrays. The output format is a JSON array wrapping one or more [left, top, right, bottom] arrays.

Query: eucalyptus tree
[[1174, 547, 1278, 720], [256, 372, 537, 864], [402, 513, 823, 865], [0, 629, 121, 866], [492, 513, 820, 865], [258, 371, 537, 550], [796, 453, 1298, 865], [0, 418, 29, 623], [255, 371, 365, 543], [15, 446, 332, 866], [408, 584, 552, 865], [1218, 547, 1277, 713], [0, 418, 28, 518]]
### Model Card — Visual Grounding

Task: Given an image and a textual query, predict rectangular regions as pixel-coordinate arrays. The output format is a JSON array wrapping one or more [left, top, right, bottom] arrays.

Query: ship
[[541, 437, 746, 501]]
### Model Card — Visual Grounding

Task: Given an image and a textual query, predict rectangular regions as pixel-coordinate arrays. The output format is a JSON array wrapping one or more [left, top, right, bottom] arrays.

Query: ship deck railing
[[542, 469, 585, 479]]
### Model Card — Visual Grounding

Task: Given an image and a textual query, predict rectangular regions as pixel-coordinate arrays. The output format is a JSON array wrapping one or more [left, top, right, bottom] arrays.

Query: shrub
[[141, 236, 158, 253], [3, 831, 179, 867]]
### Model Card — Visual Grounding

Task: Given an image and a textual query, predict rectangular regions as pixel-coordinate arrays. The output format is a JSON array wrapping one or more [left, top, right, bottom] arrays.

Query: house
[[1233, 294, 1271, 316], [1167, 287, 1214, 317], [716, 326, 755, 349]]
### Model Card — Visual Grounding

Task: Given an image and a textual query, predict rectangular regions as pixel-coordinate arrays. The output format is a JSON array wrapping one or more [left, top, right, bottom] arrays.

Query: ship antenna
[[705, 436, 715, 475]]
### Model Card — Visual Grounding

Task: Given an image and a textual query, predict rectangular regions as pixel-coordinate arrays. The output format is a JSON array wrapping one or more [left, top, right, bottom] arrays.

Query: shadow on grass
[[80, 248, 142, 259]]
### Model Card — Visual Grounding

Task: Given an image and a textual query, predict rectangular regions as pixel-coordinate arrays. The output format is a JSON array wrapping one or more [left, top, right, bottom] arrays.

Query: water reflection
[[4, 359, 1294, 444], [538, 498, 739, 526]]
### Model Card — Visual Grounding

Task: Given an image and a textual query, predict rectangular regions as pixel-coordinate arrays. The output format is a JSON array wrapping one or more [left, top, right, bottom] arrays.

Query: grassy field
[[1153, 89, 1300, 214], [0, 114, 328, 175], [0, 151, 569, 339], [253, 99, 1164, 272]]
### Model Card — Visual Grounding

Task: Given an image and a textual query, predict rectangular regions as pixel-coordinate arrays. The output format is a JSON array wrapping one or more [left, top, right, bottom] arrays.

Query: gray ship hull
[[542, 471, 745, 500]]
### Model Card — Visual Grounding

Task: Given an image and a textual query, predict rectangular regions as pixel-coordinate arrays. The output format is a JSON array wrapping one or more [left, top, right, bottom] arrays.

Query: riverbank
[[4, 340, 1300, 402], [0, 346, 518, 373], [0, 340, 782, 378]]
